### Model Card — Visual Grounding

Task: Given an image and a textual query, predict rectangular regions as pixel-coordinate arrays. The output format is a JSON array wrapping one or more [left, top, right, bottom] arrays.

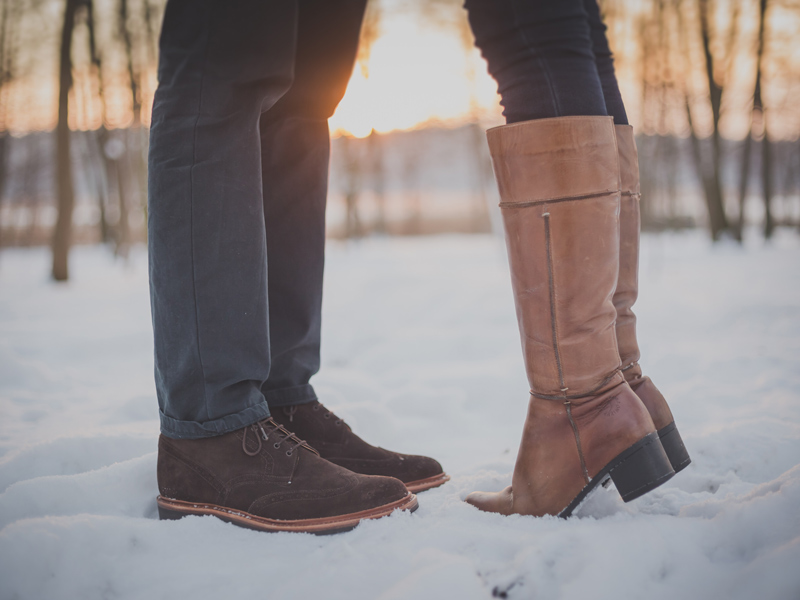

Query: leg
[[583, 0, 628, 125], [465, 0, 608, 122], [257, 0, 447, 491], [463, 0, 674, 517], [149, 0, 416, 533], [258, 0, 368, 408], [148, 0, 296, 439]]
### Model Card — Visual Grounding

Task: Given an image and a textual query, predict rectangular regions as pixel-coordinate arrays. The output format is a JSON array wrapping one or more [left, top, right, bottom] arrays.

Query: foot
[[271, 401, 449, 493], [157, 418, 416, 534], [466, 383, 674, 518]]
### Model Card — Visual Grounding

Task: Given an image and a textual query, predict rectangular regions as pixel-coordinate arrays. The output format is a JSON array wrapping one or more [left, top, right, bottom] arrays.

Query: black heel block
[[658, 421, 691, 473], [559, 432, 675, 517], [609, 432, 675, 502]]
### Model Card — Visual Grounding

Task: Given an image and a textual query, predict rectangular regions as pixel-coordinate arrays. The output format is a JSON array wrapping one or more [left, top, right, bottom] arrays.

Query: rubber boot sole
[[405, 472, 450, 493], [156, 491, 418, 535], [657, 421, 691, 473], [560, 431, 674, 518]]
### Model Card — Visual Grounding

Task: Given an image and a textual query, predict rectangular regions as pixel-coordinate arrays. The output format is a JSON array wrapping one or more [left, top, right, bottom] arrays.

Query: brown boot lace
[[241, 418, 318, 457]]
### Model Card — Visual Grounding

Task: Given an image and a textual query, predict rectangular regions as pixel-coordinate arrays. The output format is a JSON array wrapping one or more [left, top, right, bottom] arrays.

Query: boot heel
[[609, 432, 674, 502], [658, 421, 691, 473]]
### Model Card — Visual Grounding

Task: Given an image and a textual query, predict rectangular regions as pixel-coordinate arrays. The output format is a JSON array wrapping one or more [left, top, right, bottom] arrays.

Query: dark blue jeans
[[148, 0, 626, 440]]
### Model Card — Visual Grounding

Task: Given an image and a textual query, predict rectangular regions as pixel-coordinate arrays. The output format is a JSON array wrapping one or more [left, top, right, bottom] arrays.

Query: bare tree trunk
[[119, 0, 139, 122], [736, 133, 752, 238], [762, 116, 774, 238], [340, 135, 362, 239], [754, 0, 774, 239], [697, 0, 730, 240], [119, 0, 150, 250], [367, 129, 386, 234], [52, 0, 80, 281], [138, 127, 149, 242], [737, 0, 769, 240], [0, 0, 18, 248], [115, 132, 131, 257], [0, 133, 6, 246], [142, 0, 157, 61], [402, 151, 421, 235], [112, 0, 138, 256], [83, 0, 111, 244], [684, 99, 724, 235], [140, 0, 158, 242], [796, 139, 800, 234], [87, 130, 110, 242], [468, 121, 491, 233]]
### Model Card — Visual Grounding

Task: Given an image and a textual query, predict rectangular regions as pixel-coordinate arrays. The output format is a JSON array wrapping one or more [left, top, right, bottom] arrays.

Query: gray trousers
[[148, 0, 367, 439]]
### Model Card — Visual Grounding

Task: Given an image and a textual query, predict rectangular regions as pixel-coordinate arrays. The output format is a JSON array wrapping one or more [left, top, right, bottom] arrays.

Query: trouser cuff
[[263, 384, 318, 408], [159, 401, 271, 440]]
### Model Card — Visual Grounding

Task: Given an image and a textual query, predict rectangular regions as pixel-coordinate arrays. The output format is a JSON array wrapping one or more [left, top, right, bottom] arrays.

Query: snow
[[1, 230, 799, 600]]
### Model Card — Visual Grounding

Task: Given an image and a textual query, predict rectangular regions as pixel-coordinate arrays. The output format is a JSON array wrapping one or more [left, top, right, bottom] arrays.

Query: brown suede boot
[[271, 401, 449, 492], [466, 116, 674, 518], [157, 418, 417, 534], [614, 125, 691, 473]]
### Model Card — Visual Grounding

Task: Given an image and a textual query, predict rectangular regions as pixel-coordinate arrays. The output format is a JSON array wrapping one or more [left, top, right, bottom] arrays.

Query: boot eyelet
[[273, 443, 281, 449], [286, 451, 293, 456]]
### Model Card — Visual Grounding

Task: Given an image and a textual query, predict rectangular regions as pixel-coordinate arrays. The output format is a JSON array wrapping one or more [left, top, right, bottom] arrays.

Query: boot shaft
[[466, 116, 674, 519], [487, 116, 623, 399], [613, 125, 643, 380]]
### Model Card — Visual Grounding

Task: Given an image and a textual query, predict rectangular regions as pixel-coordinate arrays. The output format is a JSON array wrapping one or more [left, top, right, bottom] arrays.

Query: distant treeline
[[0, 0, 799, 280], [1, 125, 798, 248]]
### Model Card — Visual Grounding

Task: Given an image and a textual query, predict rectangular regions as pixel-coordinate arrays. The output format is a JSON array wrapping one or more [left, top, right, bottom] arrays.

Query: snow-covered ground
[[1, 230, 798, 600]]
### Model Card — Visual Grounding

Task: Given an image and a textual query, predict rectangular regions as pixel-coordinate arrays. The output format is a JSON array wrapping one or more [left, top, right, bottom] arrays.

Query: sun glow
[[329, 18, 502, 138], [4, 1, 800, 141]]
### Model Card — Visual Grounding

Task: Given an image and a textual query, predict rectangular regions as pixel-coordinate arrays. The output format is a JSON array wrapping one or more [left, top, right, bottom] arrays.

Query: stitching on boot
[[564, 400, 591, 485], [499, 190, 618, 209], [543, 212, 590, 487], [529, 370, 621, 401], [542, 213, 567, 394]]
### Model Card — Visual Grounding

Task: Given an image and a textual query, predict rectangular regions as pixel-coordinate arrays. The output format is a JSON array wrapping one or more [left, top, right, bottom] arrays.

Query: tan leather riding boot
[[466, 117, 674, 518], [614, 125, 691, 473]]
